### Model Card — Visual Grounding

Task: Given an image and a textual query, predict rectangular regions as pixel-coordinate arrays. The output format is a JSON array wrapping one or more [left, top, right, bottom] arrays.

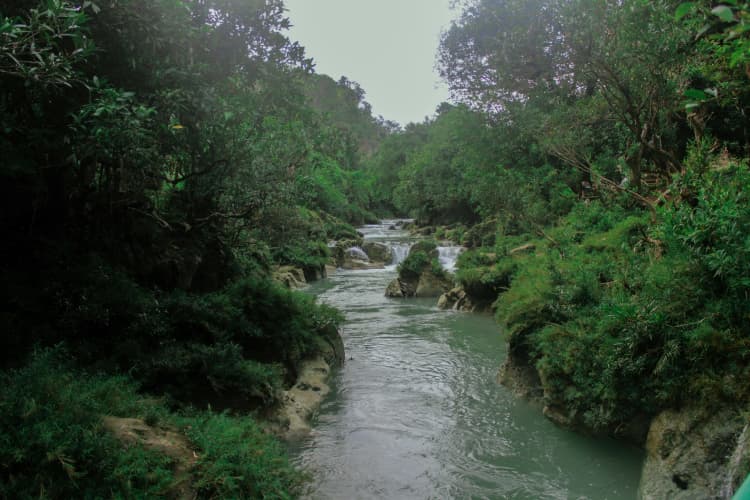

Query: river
[[292, 221, 643, 499]]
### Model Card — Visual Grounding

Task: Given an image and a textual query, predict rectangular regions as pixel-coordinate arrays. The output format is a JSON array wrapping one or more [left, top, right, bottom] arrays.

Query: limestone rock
[[362, 241, 393, 264], [438, 286, 482, 312], [340, 259, 384, 270], [497, 353, 544, 402], [416, 272, 450, 297], [273, 265, 307, 289], [272, 357, 332, 439], [638, 406, 748, 500], [385, 277, 416, 298], [386, 278, 404, 297]]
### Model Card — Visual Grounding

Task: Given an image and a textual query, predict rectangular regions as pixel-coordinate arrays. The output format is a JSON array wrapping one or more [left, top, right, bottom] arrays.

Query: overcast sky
[[283, 0, 456, 126]]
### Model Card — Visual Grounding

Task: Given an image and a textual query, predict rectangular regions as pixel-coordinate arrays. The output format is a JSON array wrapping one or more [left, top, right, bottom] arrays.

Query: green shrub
[[409, 239, 438, 255], [182, 412, 303, 499], [398, 251, 433, 281], [0, 349, 175, 499]]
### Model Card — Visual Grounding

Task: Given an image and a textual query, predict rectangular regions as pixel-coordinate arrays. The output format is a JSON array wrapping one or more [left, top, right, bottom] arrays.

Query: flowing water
[[292, 222, 643, 499]]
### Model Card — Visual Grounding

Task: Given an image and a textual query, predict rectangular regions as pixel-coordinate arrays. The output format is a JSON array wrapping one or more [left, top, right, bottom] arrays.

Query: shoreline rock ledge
[[268, 326, 344, 439]]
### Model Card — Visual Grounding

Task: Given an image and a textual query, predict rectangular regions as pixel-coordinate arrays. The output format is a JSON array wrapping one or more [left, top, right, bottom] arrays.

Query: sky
[[283, 0, 456, 126]]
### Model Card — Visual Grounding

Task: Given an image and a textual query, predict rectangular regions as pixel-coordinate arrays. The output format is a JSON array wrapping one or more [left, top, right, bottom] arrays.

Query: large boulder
[[638, 407, 749, 500], [362, 241, 393, 264], [385, 277, 417, 298]]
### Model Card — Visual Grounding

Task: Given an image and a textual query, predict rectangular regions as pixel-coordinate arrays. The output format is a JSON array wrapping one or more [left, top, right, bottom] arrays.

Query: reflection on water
[[292, 223, 643, 500]]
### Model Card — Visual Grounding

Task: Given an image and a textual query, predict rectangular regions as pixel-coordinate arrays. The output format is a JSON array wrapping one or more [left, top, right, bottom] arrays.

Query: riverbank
[[290, 221, 643, 499], [417, 211, 750, 499]]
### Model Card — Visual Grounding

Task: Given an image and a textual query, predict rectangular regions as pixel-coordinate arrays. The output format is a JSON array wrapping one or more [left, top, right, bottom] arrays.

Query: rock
[[272, 357, 332, 439], [497, 352, 544, 402], [340, 259, 385, 270], [386, 279, 404, 297], [302, 264, 326, 282], [416, 271, 451, 297], [315, 324, 345, 368], [438, 285, 484, 312], [385, 277, 416, 298], [638, 406, 748, 500], [329, 239, 366, 267], [345, 246, 370, 261], [265, 325, 344, 439], [273, 265, 307, 289], [362, 241, 393, 264]]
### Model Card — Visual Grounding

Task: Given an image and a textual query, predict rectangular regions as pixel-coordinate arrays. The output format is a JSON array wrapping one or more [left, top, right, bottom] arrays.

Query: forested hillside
[[2, 0, 750, 497], [366, 0, 750, 496], [0, 1, 385, 497]]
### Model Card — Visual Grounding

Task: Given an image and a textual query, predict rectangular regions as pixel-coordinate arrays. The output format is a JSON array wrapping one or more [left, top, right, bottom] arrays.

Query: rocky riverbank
[[498, 347, 750, 499]]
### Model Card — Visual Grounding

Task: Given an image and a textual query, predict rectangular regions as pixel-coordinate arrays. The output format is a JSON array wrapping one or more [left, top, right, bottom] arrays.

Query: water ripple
[[293, 229, 643, 500]]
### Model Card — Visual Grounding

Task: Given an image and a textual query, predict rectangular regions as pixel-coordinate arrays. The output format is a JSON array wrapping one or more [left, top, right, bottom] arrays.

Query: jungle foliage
[[0, 0, 385, 496], [367, 0, 750, 439]]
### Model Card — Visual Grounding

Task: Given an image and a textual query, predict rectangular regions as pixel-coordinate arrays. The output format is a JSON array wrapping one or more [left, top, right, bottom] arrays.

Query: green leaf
[[684, 88, 709, 100], [675, 2, 695, 21], [712, 5, 735, 23]]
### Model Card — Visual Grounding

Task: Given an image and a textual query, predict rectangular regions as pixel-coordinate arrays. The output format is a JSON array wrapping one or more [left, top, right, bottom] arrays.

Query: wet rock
[[438, 286, 483, 312], [273, 265, 307, 289], [385, 277, 416, 298], [302, 265, 327, 282], [271, 357, 332, 439], [638, 407, 749, 500], [362, 242, 393, 264], [497, 351, 544, 402], [341, 259, 384, 270]]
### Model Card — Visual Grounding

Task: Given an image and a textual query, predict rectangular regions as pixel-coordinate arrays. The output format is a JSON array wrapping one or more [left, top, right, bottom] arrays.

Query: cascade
[[346, 246, 370, 261], [388, 243, 412, 267], [437, 246, 464, 272]]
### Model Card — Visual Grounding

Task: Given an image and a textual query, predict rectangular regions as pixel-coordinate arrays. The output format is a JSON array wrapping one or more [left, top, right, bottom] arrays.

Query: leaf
[[712, 5, 735, 23], [684, 88, 709, 100], [675, 2, 695, 21]]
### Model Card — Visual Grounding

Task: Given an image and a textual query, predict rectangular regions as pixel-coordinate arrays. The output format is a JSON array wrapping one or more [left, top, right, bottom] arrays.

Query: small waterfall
[[388, 243, 412, 267], [437, 246, 464, 272], [346, 246, 370, 261]]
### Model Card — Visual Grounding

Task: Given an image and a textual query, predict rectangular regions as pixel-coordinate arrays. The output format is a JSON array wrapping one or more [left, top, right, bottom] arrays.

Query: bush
[[182, 412, 303, 499], [398, 251, 431, 280], [0, 349, 175, 499], [0, 348, 305, 499]]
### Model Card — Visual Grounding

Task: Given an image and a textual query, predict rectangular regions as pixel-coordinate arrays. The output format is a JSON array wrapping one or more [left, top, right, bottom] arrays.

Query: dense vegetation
[[0, 0, 386, 497], [366, 0, 750, 440], [3, 0, 750, 495]]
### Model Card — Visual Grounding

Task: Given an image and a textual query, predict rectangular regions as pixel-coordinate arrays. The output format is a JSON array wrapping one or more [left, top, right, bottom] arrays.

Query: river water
[[292, 222, 643, 499]]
